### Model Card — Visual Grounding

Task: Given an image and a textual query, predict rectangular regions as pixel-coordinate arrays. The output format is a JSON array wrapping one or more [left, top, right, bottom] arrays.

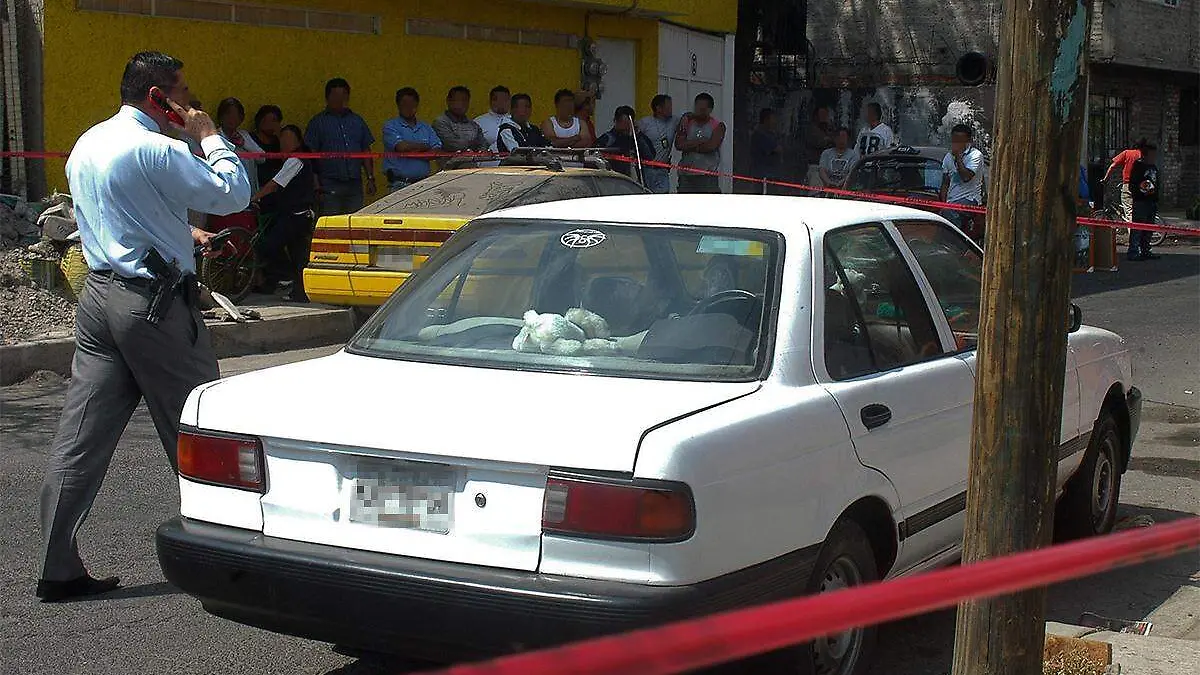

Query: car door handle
[[861, 404, 892, 430]]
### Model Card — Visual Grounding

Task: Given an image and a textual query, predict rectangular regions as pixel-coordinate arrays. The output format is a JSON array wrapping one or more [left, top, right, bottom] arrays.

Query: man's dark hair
[[325, 78, 350, 99], [651, 94, 671, 112], [695, 92, 715, 107], [951, 123, 974, 138], [253, 105, 282, 128], [490, 85, 511, 99], [614, 105, 636, 121], [447, 85, 471, 100], [554, 88, 575, 104], [395, 87, 420, 105], [1133, 137, 1148, 150], [216, 97, 245, 122], [867, 102, 883, 118], [759, 108, 774, 124], [836, 126, 851, 136], [511, 93, 532, 108], [119, 51, 183, 103]]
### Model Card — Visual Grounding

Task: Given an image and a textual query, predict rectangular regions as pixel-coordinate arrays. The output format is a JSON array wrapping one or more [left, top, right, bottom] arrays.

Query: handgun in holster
[[142, 248, 185, 325]]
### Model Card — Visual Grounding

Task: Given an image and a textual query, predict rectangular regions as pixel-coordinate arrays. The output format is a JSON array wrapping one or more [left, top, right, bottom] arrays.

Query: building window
[[1181, 87, 1199, 147], [1088, 94, 1129, 164], [76, 0, 380, 35]]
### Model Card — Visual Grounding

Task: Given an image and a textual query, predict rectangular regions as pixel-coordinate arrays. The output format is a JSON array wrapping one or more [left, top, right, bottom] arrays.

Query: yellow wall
[[41, 0, 734, 192]]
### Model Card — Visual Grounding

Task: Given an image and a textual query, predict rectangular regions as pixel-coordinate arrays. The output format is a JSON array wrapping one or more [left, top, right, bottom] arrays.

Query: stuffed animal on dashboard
[[512, 308, 625, 356]]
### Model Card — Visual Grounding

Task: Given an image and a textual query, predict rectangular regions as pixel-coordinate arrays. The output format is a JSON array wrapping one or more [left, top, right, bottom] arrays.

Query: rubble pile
[[0, 194, 80, 345]]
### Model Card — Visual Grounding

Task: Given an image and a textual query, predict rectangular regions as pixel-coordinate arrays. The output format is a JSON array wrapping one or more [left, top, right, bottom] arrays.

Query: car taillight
[[542, 474, 694, 541], [177, 430, 265, 492]]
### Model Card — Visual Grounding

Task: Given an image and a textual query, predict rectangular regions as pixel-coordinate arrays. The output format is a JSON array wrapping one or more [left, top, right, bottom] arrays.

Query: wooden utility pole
[[952, 0, 1090, 673]]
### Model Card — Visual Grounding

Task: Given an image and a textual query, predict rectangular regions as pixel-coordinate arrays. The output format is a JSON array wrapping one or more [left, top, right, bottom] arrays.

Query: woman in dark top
[[251, 105, 284, 186], [250, 125, 318, 302]]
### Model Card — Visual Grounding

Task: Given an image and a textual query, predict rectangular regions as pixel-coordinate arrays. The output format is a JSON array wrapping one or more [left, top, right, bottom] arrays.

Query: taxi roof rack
[[442, 147, 610, 172]]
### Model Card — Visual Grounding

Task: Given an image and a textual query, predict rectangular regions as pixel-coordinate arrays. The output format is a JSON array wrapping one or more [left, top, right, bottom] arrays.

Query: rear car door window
[[823, 224, 945, 379], [895, 220, 983, 350]]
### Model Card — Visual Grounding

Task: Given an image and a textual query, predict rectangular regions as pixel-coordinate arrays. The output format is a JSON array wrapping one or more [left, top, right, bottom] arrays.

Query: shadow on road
[[867, 504, 1198, 675], [102, 581, 181, 602], [1072, 247, 1200, 298]]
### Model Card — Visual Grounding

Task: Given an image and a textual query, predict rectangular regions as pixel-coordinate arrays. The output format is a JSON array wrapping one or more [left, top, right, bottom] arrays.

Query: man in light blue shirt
[[36, 51, 250, 604], [382, 87, 442, 191]]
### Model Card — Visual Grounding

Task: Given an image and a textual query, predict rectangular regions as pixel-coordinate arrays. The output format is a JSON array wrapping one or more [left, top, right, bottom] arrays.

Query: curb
[[0, 306, 356, 386]]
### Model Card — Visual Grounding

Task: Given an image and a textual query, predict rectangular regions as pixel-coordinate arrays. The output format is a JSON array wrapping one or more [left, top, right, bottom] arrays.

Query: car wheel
[[807, 521, 878, 675], [1056, 413, 1122, 541], [739, 521, 878, 675]]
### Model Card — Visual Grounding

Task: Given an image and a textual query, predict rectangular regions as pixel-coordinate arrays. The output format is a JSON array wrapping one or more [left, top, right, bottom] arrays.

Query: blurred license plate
[[349, 460, 456, 533]]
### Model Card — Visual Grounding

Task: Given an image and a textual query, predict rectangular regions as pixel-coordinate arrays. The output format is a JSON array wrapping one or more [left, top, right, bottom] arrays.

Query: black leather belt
[[90, 269, 155, 288]]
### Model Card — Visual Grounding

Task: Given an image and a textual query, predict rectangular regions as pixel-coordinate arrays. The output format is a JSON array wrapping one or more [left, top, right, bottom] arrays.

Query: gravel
[[0, 249, 77, 345]]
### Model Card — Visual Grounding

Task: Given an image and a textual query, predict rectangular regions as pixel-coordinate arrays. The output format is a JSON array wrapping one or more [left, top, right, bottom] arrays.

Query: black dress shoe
[[36, 574, 121, 602]]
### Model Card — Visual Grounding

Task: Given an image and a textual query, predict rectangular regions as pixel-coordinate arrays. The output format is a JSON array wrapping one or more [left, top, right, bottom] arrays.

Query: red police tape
[[411, 518, 1200, 675], [4, 149, 1197, 235]]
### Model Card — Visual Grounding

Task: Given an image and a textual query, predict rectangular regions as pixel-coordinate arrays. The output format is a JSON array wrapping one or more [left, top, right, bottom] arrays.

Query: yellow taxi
[[304, 150, 648, 307]]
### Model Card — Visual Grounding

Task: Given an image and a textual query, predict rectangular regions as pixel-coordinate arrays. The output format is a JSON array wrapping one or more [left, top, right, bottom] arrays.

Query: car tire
[[1056, 413, 1122, 541], [747, 521, 879, 675]]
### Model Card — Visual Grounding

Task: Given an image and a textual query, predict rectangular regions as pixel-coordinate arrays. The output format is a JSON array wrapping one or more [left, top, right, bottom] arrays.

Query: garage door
[[658, 23, 734, 193]]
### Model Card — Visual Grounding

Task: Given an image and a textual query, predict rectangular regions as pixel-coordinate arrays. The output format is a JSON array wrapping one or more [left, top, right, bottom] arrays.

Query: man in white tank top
[[542, 89, 593, 148]]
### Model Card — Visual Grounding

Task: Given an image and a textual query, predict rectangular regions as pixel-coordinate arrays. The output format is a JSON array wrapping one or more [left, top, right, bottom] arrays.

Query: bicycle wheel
[[1149, 218, 1166, 247], [201, 227, 258, 303]]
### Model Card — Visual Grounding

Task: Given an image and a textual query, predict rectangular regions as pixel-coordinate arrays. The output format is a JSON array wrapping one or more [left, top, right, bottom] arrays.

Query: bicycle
[[199, 210, 274, 303], [1093, 203, 1166, 248]]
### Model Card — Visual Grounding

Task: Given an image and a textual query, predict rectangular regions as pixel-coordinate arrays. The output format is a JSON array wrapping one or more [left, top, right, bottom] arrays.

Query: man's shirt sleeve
[[152, 135, 251, 217]]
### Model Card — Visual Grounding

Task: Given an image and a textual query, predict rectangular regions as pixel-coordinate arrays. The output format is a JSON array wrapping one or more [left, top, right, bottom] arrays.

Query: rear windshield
[[350, 220, 782, 381], [847, 157, 943, 193]]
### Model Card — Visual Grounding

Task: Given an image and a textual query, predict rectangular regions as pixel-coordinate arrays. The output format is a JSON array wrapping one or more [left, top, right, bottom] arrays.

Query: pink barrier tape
[[417, 518, 1200, 675]]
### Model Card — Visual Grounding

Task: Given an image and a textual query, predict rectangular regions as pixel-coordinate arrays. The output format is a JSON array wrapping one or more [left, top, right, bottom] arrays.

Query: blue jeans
[[1128, 201, 1157, 258], [642, 167, 671, 194], [319, 178, 364, 216]]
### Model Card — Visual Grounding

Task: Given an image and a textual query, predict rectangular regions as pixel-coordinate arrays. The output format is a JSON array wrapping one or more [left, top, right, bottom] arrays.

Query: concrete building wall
[[38, 0, 734, 193], [1091, 0, 1200, 73]]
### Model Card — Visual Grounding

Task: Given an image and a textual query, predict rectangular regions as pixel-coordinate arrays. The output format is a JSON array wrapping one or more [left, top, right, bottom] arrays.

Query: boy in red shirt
[[1102, 139, 1145, 223]]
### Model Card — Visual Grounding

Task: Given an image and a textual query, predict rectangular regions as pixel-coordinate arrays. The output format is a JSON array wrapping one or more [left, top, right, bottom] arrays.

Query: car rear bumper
[[157, 517, 818, 660], [302, 267, 408, 307]]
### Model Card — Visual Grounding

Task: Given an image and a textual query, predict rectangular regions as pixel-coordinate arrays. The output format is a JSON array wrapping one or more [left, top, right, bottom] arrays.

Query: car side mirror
[[1069, 303, 1083, 333]]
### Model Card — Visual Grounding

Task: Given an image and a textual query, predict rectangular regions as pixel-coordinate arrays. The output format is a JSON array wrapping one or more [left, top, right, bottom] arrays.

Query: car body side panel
[[632, 385, 897, 585], [1071, 326, 1132, 424]]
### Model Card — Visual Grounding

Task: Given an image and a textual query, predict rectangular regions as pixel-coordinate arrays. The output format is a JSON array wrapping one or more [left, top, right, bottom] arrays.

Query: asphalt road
[[2, 248, 1197, 675]]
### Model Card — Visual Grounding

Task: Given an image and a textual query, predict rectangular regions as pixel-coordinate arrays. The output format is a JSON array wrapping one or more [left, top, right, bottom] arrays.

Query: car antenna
[[627, 113, 645, 187]]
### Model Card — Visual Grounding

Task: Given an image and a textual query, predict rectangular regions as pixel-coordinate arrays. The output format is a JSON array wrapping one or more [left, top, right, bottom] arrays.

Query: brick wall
[[1090, 66, 1196, 208], [1091, 0, 1200, 74]]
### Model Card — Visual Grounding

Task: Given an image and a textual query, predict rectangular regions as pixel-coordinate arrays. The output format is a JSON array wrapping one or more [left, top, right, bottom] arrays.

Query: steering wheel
[[688, 289, 762, 327]]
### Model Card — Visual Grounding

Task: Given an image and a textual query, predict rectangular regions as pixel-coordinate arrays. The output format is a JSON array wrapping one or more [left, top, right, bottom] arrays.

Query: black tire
[[747, 521, 879, 675], [1056, 413, 1122, 541], [201, 241, 258, 304]]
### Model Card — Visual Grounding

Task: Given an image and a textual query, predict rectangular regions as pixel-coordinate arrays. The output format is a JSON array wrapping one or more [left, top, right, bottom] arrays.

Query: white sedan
[[157, 195, 1141, 675]]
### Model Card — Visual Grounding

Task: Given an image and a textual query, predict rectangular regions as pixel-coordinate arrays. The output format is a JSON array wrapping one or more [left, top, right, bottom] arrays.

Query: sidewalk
[[0, 294, 356, 385], [1047, 608, 1200, 673]]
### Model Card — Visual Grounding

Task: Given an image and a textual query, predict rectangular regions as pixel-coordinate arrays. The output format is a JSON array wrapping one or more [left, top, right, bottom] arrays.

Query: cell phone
[[150, 89, 186, 127]]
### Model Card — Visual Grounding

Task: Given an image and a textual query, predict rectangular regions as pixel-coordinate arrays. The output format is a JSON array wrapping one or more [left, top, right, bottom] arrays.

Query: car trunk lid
[[195, 351, 759, 570]]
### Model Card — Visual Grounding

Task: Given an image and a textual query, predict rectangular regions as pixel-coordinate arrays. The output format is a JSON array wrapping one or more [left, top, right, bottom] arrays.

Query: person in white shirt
[[856, 102, 896, 156], [543, 89, 592, 148], [216, 97, 265, 191], [939, 123, 986, 238], [474, 85, 512, 152], [36, 51, 249, 604], [819, 127, 860, 189]]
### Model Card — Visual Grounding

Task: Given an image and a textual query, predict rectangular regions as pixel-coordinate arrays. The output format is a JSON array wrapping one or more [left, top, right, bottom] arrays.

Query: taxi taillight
[[177, 430, 265, 492], [542, 474, 694, 541]]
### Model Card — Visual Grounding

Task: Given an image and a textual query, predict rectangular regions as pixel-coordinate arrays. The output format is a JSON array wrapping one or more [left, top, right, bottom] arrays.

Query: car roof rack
[[442, 147, 610, 172]]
